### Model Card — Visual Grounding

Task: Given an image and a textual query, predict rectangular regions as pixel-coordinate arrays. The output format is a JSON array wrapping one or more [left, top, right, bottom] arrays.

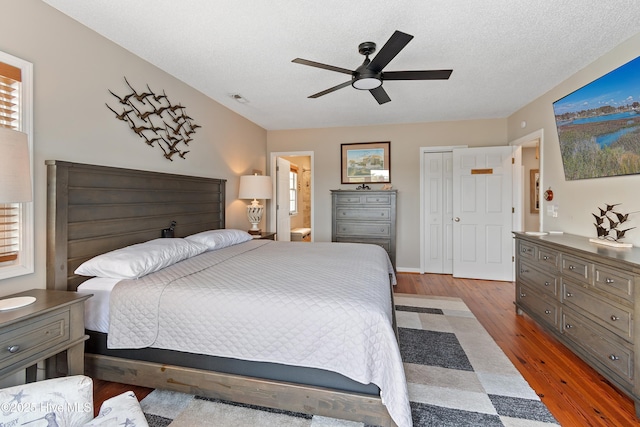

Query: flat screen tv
[[552, 55, 640, 180]]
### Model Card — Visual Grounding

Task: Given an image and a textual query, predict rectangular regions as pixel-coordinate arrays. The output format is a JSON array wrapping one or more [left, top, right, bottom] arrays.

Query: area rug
[[140, 294, 559, 426]]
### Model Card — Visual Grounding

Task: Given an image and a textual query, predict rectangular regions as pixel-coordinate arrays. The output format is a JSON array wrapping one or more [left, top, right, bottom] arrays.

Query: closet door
[[422, 151, 453, 274]]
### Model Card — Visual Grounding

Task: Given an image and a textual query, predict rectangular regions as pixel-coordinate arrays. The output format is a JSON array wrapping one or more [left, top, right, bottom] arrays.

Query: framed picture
[[341, 141, 390, 184], [552, 55, 640, 180], [530, 169, 540, 214]]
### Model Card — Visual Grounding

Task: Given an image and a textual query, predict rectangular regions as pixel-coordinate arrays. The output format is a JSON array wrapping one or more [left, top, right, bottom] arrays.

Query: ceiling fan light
[[352, 77, 382, 90]]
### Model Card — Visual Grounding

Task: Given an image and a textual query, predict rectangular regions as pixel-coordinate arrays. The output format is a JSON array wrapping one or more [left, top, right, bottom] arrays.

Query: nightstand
[[253, 231, 276, 240], [0, 289, 91, 382]]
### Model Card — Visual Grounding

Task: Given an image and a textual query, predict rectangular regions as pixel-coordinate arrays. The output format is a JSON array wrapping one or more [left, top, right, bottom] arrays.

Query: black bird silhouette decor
[[592, 203, 635, 243], [107, 77, 200, 161]]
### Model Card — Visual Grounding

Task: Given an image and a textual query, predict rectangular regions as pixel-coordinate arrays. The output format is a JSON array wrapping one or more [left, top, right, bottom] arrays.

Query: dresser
[[514, 232, 640, 417], [0, 289, 90, 381], [331, 190, 397, 269]]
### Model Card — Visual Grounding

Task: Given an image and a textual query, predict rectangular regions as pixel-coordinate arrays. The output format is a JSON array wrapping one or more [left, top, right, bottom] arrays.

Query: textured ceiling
[[43, 1, 640, 130]]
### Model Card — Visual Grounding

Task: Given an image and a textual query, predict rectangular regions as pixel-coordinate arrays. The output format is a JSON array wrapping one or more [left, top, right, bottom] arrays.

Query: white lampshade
[[0, 128, 31, 203], [238, 174, 272, 200]]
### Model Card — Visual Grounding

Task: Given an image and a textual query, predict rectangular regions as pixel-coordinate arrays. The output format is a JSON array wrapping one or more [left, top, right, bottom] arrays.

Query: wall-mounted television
[[552, 55, 640, 180]]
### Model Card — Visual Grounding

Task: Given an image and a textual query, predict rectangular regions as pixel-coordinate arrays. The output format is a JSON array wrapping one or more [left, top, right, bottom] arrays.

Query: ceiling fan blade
[[308, 81, 352, 98], [383, 70, 453, 80], [367, 30, 413, 73], [370, 86, 391, 104], [292, 58, 353, 75]]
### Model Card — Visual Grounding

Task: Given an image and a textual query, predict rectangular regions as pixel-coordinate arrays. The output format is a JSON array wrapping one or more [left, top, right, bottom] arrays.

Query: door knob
[[454, 217, 460, 222]]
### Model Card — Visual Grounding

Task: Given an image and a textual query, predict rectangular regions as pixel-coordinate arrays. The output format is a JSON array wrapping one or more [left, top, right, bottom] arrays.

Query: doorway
[[269, 151, 314, 242], [509, 129, 543, 233]]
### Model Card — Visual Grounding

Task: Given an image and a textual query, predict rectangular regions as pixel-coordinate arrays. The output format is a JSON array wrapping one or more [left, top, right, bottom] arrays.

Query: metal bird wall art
[[106, 77, 200, 161], [592, 203, 636, 242]]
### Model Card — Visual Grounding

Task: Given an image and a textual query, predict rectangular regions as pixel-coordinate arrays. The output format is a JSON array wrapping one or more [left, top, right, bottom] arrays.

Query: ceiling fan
[[292, 30, 453, 105]]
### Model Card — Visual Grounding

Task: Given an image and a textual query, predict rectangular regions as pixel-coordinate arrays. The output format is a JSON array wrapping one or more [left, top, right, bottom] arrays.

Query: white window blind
[[0, 61, 22, 264]]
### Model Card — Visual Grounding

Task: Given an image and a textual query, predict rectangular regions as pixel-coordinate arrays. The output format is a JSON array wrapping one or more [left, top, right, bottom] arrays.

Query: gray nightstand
[[0, 289, 91, 382]]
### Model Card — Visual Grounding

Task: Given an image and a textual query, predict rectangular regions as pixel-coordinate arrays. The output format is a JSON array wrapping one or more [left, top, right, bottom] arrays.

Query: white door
[[452, 146, 514, 281], [423, 151, 453, 274], [276, 157, 291, 241]]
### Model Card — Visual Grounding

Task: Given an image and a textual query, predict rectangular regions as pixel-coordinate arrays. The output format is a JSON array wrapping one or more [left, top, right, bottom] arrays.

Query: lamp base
[[248, 229, 262, 235]]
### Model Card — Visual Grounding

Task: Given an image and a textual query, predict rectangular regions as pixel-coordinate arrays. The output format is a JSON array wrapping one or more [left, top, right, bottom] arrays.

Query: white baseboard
[[396, 267, 420, 274]]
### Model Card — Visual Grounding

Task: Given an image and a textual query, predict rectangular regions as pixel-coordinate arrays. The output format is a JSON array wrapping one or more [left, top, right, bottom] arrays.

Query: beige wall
[[4, 0, 637, 290], [267, 119, 507, 270], [507, 32, 640, 246], [0, 0, 267, 296]]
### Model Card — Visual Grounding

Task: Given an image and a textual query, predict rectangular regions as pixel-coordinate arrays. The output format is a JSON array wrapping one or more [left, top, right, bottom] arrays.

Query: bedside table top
[[0, 289, 91, 326], [252, 231, 276, 240]]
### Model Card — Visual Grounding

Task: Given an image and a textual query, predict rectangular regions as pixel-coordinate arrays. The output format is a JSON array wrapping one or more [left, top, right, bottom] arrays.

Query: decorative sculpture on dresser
[[592, 203, 635, 243], [106, 77, 200, 161]]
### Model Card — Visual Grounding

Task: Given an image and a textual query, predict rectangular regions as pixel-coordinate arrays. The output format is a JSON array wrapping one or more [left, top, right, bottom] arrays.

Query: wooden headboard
[[46, 160, 226, 291]]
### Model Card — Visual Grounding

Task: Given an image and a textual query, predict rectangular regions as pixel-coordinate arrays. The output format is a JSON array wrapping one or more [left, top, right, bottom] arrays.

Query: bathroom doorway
[[269, 151, 314, 242]]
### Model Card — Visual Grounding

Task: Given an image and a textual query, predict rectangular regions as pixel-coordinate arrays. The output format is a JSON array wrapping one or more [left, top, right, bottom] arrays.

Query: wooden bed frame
[[45, 160, 395, 427]]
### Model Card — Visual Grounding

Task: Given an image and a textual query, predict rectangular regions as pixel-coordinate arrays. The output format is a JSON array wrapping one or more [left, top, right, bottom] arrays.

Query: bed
[[45, 160, 410, 427]]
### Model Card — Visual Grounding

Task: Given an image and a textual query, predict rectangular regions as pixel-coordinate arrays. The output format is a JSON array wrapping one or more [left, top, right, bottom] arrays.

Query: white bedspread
[[108, 240, 411, 427]]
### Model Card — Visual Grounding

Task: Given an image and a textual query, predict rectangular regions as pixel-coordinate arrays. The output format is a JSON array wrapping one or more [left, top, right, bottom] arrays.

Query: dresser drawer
[[335, 207, 390, 221], [517, 240, 536, 261], [537, 247, 560, 270], [334, 194, 365, 204], [0, 311, 69, 371], [563, 309, 633, 383], [334, 193, 393, 205], [561, 254, 591, 284], [363, 194, 392, 205], [517, 260, 558, 297], [563, 281, 632, 341], [516, 283, 559, 329], [594, 264, 634, 302], [335, 221, 390, 237]]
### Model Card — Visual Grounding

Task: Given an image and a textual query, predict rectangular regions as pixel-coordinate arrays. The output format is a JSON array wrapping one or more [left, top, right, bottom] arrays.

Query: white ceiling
[[43, 0, 640, 131]]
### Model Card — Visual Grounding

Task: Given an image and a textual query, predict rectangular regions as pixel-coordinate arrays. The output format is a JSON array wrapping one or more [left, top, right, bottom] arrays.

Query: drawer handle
[[7, 345, 20, 354], [566, 292, 573, 298], [520, 293, 526, 298], [545, 309, 551, 314], [565, 324, 573, 329], [543, 255, 549, 260], [520, 268, 529, 274], [605, 278, 615, 284], [342, 212, 346, 215], [611, 315, 620, 321], [609, 354, 620, 361], [568, 265, 575, 271], [544, 281, 551, 287], [521, 248, 527, 253]]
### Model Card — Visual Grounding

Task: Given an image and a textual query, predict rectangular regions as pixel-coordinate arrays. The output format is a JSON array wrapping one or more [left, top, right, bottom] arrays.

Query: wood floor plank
[[93, 273, 640, 425]]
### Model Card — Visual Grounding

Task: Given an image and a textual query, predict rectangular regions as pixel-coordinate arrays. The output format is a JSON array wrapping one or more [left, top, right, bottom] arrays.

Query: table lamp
[[238, 174, 272, 235], [0, 127, 35, 311]]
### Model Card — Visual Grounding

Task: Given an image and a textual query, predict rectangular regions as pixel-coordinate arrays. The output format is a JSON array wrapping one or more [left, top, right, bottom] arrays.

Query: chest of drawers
[[514, 232, 640, 417], [331, 190, 397, 269]]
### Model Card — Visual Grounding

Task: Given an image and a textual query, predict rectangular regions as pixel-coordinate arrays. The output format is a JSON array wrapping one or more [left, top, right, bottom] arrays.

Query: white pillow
[[186, 228, 253, 250], [74, 238, 207, 279]]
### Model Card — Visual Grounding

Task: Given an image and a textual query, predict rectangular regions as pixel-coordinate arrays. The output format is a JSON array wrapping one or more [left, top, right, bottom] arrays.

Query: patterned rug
[[140, 294, 559, 426]]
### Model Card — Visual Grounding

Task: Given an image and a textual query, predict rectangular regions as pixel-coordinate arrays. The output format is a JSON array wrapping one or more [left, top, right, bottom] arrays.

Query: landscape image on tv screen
[[553, 55, 640, 180]]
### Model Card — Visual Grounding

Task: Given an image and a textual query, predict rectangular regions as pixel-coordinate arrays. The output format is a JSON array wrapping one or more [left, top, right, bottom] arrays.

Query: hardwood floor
[[93, 273, 640, 425]]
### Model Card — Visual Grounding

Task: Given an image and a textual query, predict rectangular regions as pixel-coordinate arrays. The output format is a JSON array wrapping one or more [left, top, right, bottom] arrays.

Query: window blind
[[0, 61, 21, 263]]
